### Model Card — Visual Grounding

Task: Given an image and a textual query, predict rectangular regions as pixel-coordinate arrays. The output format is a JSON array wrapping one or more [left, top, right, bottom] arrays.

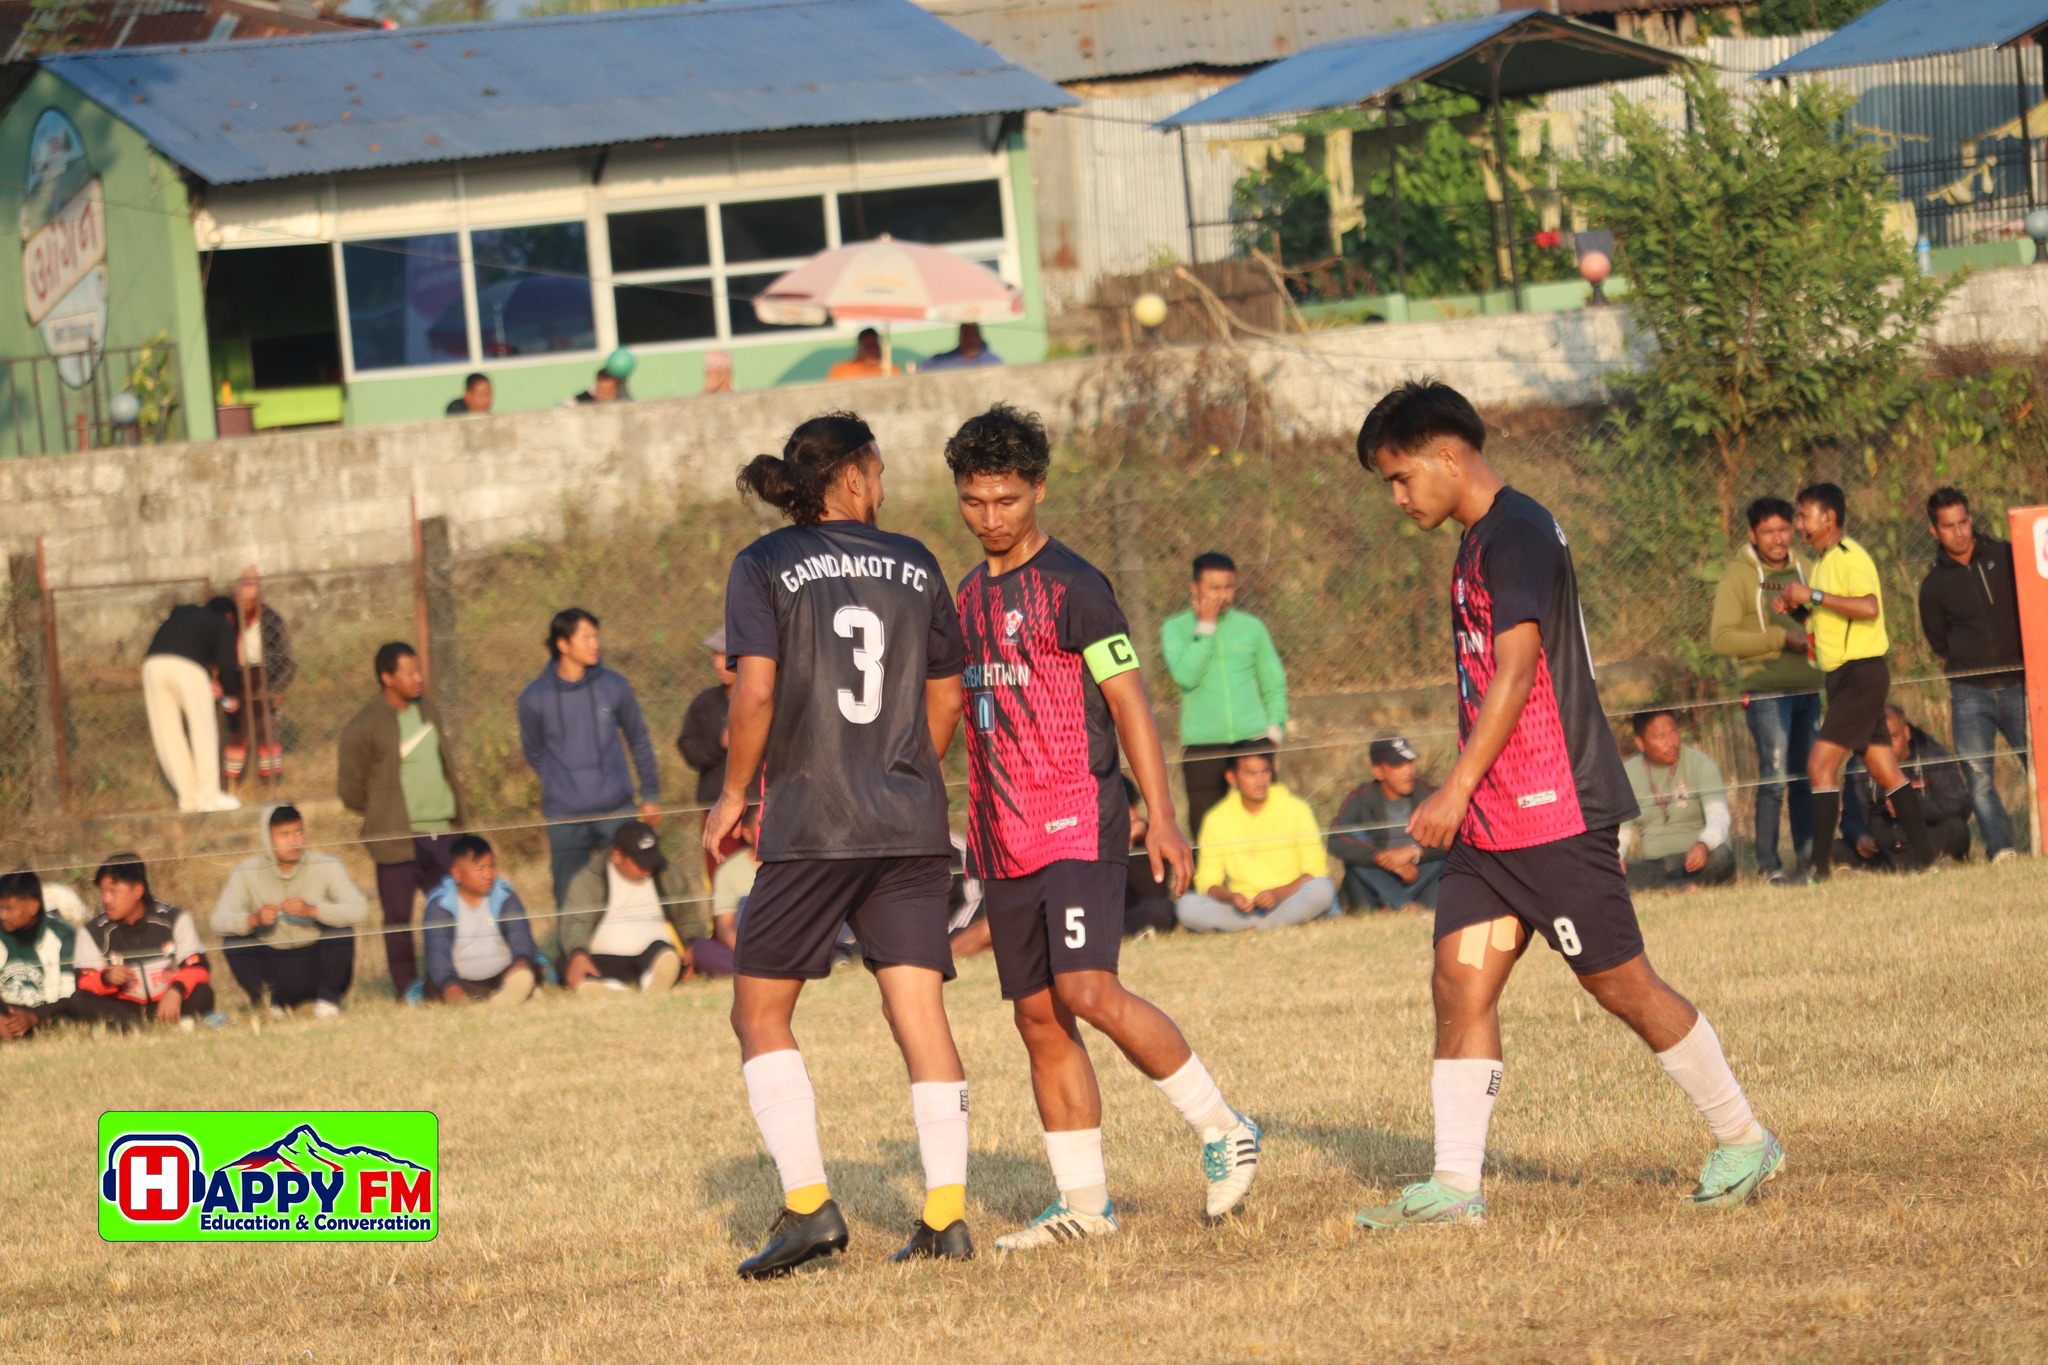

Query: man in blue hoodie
[[422, 835, 542, 1004], [518, 608, 664, 909]]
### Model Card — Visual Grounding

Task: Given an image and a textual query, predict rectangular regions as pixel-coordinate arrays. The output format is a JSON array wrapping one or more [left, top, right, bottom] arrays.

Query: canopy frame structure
[[1160, 10, 1689, 311]]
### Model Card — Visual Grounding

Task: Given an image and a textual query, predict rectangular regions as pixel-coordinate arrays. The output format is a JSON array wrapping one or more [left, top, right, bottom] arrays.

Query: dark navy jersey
[[724, 520, 964, 862], [957, 539, 1136, 879], [1451, 488, 1637, 849]]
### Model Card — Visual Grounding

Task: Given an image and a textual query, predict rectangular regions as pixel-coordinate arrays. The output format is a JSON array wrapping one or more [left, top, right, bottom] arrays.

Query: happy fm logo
[[102, 1122, 432, 1226]]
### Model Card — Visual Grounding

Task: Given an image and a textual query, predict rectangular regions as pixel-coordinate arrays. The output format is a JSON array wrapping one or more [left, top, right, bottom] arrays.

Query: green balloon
[[605, 348, 636, 379]]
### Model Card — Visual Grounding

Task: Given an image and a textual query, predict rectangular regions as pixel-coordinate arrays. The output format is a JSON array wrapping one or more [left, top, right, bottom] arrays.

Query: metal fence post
[[31, 540, 69, 807], [420, 515, 458, 719], [6, 552, 58, 812], [411, 495, 433, 690]]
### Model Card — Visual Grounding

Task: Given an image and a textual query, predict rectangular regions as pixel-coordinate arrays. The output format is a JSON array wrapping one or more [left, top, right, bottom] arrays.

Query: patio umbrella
[[750, 236, 1022, 370]]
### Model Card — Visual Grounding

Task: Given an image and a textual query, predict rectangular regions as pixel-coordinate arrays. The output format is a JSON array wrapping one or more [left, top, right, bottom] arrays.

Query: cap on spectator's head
[[611, 820, 667, 873], [704, 626, 728, 654], [1369, 736, 1418, 766]]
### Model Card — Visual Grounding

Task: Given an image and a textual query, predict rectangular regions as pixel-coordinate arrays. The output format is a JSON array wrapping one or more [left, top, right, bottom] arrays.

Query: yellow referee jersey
[[1810, 536, 1888, 672]]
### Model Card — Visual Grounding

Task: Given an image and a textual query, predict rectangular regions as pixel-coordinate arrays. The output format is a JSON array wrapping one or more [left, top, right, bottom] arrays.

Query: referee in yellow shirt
[[1771, 483, 1936, 880]]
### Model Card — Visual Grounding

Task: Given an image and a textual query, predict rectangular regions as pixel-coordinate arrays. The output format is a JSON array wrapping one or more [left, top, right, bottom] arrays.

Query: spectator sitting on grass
[[558, 821, 708, 992], [0, 869, 77, 1041], [72, 853, 214, 1030], [1839, 704, 1974, 872], [1122, 775, 1178, 938], [1329, 735, 1446, 911], [422, 835, 542, 1005], [1620, 710, 1736, 892], [1174, 751, 1336, 932], [212, 804, 367, 1019], [697, 804, 761, 978]]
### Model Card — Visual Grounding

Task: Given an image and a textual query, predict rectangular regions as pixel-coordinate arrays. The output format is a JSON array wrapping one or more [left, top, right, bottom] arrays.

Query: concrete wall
[[1929, 264, 2048, 353]]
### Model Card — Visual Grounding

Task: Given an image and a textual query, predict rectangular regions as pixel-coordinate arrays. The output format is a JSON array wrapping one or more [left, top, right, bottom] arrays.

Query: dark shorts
[[736, 855, 955, 981], [1819, 656, 1892, 750], [985, 860, 1126, 1000], [1435, 827, 1644, 977], [588, 942, 676, 987]]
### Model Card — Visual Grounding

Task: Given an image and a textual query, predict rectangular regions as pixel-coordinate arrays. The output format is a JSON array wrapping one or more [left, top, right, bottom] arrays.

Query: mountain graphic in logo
[[225, 1123, 426, 1175]]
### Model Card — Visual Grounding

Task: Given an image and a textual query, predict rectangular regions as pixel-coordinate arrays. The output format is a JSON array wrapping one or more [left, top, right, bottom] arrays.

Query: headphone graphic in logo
[[101, 1133, 204, 1222]]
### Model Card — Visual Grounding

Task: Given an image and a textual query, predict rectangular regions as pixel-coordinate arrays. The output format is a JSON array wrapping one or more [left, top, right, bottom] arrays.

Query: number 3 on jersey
[[834, 605, 886, 724]]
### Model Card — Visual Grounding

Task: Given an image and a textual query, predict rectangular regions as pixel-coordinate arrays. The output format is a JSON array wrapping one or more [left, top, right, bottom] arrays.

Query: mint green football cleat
[[1685, 1129, 1785, 1209], [1354, 1178, 1487, 1229]]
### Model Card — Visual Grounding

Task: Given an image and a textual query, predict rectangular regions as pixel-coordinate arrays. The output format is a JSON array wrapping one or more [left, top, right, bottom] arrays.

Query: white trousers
[[141, 654, 222, 811]]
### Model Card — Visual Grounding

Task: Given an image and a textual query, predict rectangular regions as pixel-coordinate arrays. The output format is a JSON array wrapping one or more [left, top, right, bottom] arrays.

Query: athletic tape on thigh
[[1455, 915, 1522, 968]]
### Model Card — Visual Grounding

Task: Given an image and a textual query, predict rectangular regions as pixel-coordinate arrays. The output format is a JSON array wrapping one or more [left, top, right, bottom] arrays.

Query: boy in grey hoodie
[[213, 804, 368, 1016]]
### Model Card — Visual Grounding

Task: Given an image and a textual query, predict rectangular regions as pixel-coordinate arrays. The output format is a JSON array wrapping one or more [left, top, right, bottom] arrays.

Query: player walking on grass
[[706, 412, 974, 1277], [946, 404, 1260, 1251], [1351, 381, 1782, 1228]]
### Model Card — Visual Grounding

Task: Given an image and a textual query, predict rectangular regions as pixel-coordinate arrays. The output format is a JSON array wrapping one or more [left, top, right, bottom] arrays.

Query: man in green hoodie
[[213, 804, 368, 1017], [1710, 497, 1823, 884], [0, 870, 77, 1039], [1161, 552, 1289, 834]]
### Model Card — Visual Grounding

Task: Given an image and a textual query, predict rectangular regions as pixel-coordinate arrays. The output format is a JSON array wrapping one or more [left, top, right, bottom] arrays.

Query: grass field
[[10, 861, 2048, 1363]]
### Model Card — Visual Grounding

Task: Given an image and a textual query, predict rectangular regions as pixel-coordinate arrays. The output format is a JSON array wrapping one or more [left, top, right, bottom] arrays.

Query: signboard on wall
[[18, 108, 107, 387]]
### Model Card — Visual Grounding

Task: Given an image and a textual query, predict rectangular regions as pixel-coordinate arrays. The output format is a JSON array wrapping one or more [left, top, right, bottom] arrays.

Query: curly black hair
[[943, 403, 1051, 484]]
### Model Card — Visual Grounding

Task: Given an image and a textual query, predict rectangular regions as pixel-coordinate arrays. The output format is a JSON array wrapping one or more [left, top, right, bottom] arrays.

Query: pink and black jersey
[[957, 539, 1133, 879], [1451, 489, 1637, 850]]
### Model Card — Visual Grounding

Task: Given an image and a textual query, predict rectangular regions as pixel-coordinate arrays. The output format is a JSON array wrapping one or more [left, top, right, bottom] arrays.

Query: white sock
[[743, 1050, 827, 1195], [910, 1080, 970, 1191], [1154, 1053, 1236, 1136], [1043, 1127, 1109, 1215], [1432, 1058, 1503, 1193], [1655, 1015, 1763, 1146]]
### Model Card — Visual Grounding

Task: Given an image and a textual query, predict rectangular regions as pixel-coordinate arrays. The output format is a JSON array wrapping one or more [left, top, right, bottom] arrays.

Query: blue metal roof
[[1758, 0, 2048, 78], [42, 0, 1077, 185], [1158, 10, 1684, 127]]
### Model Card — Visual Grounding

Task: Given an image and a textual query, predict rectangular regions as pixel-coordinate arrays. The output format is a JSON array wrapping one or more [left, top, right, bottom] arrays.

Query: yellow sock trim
[[785, 1183, 830, 1216], [922, 1183, 966, 1230]]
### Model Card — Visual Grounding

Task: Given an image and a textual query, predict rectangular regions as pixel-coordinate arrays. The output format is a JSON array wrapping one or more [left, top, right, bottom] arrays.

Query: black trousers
[[69, 983, 216, 1028], [1839, 814, 1972, 871], [222, 931, 357, 1007], [1181, 742, 1254, 838]]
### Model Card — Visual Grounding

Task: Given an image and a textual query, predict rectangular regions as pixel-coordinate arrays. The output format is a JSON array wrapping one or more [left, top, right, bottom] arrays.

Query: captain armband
[[1083, 634, 1142, 684]]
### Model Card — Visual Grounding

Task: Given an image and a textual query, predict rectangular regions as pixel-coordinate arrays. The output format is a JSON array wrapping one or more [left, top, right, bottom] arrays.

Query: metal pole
[[1389, 98, 1407, 296], [2016, 43, 2038, 209], [411, 494, 432, 691], [35, 538, 69, 807], [1178, 126, 1201, 265], [1489, 46, 1524, 313]]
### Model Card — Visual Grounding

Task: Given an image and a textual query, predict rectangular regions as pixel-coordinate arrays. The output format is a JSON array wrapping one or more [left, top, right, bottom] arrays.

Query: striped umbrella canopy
[[751, 236, 1023, 327]]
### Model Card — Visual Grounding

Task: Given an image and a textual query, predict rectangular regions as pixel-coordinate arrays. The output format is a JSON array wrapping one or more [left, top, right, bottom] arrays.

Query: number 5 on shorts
[[1063, 906, 1086, 949], [1553, 917, 1581, 957]]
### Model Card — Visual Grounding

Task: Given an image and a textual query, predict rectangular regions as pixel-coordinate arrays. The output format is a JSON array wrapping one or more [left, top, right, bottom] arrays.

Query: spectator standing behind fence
[[1330, 736, 1446, 911], [222, 566, 296, 785], [1161, 553, 1289, 834], [678, 626, 739, 868], [1839, 704, 1974, 871], [1919, 487, 2028, 865], [338, 642, 466, 1004], [71, 853, 214, 1029], [422, 835, 541, 1005], [1710, 497, 1822, 885], [142, 597, 243, 814], [1619, 711, 1736, 892], [212, 804, 365, 1019], [519, 608, 663, 910], [557, 821, 709, 990], [0, 870, 77, 1040], [1175, 752, 1335, 932]]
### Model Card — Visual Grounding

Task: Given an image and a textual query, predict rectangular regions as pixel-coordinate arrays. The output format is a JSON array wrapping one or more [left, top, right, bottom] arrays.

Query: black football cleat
[[888, 1217, 974, 1263], [736, 1200, 850, 1280]]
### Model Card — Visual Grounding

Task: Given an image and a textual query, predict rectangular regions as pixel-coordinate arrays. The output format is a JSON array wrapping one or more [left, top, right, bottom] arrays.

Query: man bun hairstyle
[[373, 641, 416, 684], [1926, 486, 1969, 522], [1796, 482, 1847, 530], [1746, 496, 1796, 530], [944, 402, 1051, 483], [737, 411, 876, 526], [1356, 379, 1486, 470]]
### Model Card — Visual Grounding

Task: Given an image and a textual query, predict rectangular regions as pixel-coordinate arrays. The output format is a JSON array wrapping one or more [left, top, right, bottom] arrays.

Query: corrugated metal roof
[[1160, 10, 1686, 125], [42, 0, 1077, 186], [1760, 0, 2048, 75], [914, 0, 1471, 85]]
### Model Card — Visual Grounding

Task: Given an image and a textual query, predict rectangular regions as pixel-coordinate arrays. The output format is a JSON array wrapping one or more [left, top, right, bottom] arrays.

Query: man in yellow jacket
[[1175, 751, 1335, 931]]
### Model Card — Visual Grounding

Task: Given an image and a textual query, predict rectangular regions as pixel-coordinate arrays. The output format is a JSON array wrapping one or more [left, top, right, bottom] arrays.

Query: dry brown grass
[[7, 860, 2048, 1363]]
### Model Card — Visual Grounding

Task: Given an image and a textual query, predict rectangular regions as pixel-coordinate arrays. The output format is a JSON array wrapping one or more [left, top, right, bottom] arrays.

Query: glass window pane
[[471, 222, 595, 357], [720, 197, 826, 264], [838, 181, 1002, 246], [725, 271, 804, 336], [607, 206, 710, 273], [341, 234, 467, 371], [614, 281, 717, 345]]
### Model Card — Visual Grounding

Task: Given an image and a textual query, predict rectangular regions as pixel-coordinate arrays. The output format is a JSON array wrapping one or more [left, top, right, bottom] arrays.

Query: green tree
[[373, 0, 495, 25], [1568, 70, 1953, 531], [1747, 0, 1885, 37]]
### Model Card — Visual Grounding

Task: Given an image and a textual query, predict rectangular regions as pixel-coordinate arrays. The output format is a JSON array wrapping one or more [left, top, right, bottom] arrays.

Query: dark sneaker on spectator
[[738, 1201, 850, 1279]]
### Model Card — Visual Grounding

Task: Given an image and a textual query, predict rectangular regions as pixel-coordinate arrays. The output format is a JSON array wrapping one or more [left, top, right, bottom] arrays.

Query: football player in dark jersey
[[706, 413, 973, 1276], [947, 404, 1260, 1250], [1351, 381, 1780, 1228]]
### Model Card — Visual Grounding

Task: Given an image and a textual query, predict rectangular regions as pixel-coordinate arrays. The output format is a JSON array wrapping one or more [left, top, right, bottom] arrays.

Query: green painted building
[[0, 0, 1073, 454]]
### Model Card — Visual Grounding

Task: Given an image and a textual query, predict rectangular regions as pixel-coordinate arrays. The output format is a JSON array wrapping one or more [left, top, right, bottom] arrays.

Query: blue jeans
[[1951, 682, 2029, 856], [547, 811, 635, 908], [1744, 690, 1819, 874], [1341, 860, 1444, 910]]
